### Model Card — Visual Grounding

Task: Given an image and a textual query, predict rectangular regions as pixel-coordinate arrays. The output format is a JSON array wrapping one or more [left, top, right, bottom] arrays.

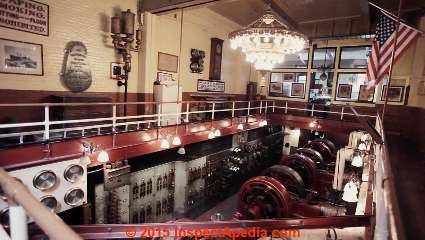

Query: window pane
[[339, 46, 371, 68], [269, 72, 306, 98], [309, 72, 334, 104], [312, 48, 336, 69], [274, 49, 309, 68], [336, 73, 373, 102]]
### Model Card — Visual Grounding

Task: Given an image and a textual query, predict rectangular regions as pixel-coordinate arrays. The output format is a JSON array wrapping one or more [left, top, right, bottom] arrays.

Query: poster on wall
[[197, 79, 225, 92], [0, 38, 43, 75], [0, 0, 49, 36]]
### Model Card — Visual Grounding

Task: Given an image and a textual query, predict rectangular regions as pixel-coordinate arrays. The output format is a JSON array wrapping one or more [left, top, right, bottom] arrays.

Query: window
[[274, 49, 309, 69], [309, 72, 334, 103], [312, 47, 336, 69], [339, 46, 371, 69], [269, 72, 307, 98], [335, 73, 372, 102]]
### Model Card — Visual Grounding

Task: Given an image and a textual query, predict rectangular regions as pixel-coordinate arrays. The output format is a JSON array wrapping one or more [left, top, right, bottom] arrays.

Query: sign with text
[[197, 79, 225, 92], [0, 0, 49, 36]]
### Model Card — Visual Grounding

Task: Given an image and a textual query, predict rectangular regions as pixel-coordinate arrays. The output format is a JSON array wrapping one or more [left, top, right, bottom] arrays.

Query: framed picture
[[283, 73, 295, 81], [158, 52, 178, 73], [0, 38, 43, 75], [358, 85, 374, 102], [269, 82, 283, 95], [291, 83, 305, 98], [381, 85, 404, 102], [270, 72, 283, 83], [197, 79, 225, 92], [337, 84, 352, 98], [157, 72, 173, 83]]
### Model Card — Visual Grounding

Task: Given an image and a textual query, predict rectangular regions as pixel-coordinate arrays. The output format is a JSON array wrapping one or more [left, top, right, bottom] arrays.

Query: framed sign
[[157, 72, 173, 83], [269, 82, 283, 96], [337, 84, 352, 98], [0, 38, 43, 75], [381, 86, 404, 102], [197, 79, 225, 92], [0, 0, 49, 36], [158, 52, 178, 73], [358, 85, 374, 102]]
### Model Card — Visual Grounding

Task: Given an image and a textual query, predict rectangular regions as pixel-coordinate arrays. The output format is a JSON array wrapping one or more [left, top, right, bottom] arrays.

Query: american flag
[[366, 12, 422, 88]]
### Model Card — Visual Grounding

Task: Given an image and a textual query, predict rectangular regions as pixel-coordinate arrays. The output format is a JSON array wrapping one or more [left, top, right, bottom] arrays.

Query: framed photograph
[[197, 79, 225, 92], [158, 52, 178, 73], [270, 72, 283, 83], [269, 82, 283, 95], [381, 86, 404, 102], [0, 38, 43, 75], [291, 83, 305, 98], [337, 84, 352, 98], [283, 73, 295, 81], [157, 72, 173, 83], [358, 85, 374, 102]]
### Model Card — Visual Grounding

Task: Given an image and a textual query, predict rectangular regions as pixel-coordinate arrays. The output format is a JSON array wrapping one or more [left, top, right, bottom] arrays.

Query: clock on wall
[[209, 38, 224, 80]]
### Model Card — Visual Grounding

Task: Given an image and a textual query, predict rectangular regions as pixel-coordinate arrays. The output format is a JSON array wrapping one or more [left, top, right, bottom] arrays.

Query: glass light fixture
[[237, 123, 244, 130], [351, 154, 363, 168], [177, 146, 186, 155], [208, 131, 216, 139], [229, 9, 307, 71], [97, 150, 109, 163], [172, 136, 182, 146], [214, 129, 221, 137], [259, 120, 268, 127], [79, 155, 91, 165], [358, 142, 367, 151], [160, 139, 170, 149], [342, 180, 359, 203]]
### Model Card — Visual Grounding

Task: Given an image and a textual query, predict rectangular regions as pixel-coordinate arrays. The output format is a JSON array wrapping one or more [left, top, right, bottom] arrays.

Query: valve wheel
[[237, 176, 291, 220]]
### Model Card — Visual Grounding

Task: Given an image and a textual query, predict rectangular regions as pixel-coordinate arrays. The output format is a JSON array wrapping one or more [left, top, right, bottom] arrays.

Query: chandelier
[[229, 10, 307, 71]]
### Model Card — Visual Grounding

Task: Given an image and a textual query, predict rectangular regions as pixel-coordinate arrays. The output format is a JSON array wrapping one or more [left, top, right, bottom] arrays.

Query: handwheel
[[236, 176, 291, 220], [263, 165, 306, 197], [282, 154, 317, 188]]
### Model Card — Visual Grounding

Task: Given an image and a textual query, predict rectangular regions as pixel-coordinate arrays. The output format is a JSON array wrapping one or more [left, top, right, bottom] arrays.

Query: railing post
[[43, 106, 49, 140], [247, 101, 251, 116], [311, 104, 315, 117], [212, 102, 216, 120], [285, 101, 288, 114], [273, 101, 276, 113], [265, 101, 268, 114], [9, 204, 28, 240], [259, 101, 263, 114], [341, 107, 345, 120], [157, 103, 162, 127], [185, 103, 190, 123], [232, 102, 235, 118], [112, 105, 117, 133]]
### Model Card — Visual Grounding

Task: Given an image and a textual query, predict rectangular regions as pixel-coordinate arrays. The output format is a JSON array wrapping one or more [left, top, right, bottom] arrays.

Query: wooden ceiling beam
[[141, 0, 238, 14]]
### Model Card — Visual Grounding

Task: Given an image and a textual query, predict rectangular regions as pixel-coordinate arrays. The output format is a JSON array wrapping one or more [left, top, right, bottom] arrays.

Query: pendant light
[[342, 180, 359, 203], [160, 138, 170, 149], [214, 129, 221, 137], [177, 146, 186, 155], [172, 136, 182, 146], [97, 150, 110, 163]]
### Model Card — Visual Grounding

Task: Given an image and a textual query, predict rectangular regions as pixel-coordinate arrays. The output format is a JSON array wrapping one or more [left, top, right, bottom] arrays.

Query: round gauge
[[0, 208, 9, 227], [33, 170, 57, 191], [64, 164, 84, 183], [64, 188, 84, 206], [40, 195, 58, 212]]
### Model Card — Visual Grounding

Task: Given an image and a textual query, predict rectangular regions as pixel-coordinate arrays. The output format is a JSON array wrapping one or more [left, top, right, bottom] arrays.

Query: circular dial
[[64, 188, 84, 206], [40, 196, 58, 212], [64, 164, 84, 183], [33, 170, 57, 191]]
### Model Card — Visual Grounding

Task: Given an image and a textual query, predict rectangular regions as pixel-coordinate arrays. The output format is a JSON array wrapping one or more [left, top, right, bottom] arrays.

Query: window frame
[[311, 47, 337, 69], [338, 45, 372, 69]]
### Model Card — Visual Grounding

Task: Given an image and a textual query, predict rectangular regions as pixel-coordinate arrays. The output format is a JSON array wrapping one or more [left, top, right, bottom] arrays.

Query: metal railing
[[0, 100, 376, 147]]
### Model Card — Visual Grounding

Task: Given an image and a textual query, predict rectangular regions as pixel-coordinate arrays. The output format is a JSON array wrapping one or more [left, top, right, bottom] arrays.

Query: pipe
[[0, 168, 81, 240], [9, 205, 28, 240]]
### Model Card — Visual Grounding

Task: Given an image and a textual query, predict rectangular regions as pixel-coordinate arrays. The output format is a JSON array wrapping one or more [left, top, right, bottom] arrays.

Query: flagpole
[[381, 0, 404, 121]]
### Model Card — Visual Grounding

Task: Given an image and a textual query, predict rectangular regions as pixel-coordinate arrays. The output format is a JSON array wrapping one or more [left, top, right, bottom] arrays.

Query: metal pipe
[[9, 204, 28, 240], [0, 168, 81, 240]]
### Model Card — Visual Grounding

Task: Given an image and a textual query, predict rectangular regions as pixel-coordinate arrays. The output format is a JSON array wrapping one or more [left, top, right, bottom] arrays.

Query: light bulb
[[360, 133, 369, 142], [208, 131, 215, 139], [177, 146, 186, 155], [358, 142, 367, 151], [320, 72, 327, 81], [351, 155, 363, 167], [160, 139, 170, 149], [237, 123, 244, 130], [97, 150, 109, 163], [172, 136, 181, 146], [342, 180, 359, 203], [80, 155, 91, 165], [214, 129, 221, 137]]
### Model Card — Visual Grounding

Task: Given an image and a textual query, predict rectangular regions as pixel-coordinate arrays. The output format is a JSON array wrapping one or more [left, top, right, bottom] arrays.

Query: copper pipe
[[382, 0, 404, 121], [0, 168, 81, 240]]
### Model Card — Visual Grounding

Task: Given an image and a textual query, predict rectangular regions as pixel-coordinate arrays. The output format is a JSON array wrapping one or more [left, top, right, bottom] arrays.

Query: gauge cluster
[[0, 159, 87, 226]]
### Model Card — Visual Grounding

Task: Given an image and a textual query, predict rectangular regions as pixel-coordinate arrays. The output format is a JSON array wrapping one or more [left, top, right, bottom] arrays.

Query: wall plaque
[[62, 41, 92, 92], [158, 52, 178, 73], [197, 79, 225, 92], [0, 0, 49, 36]]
